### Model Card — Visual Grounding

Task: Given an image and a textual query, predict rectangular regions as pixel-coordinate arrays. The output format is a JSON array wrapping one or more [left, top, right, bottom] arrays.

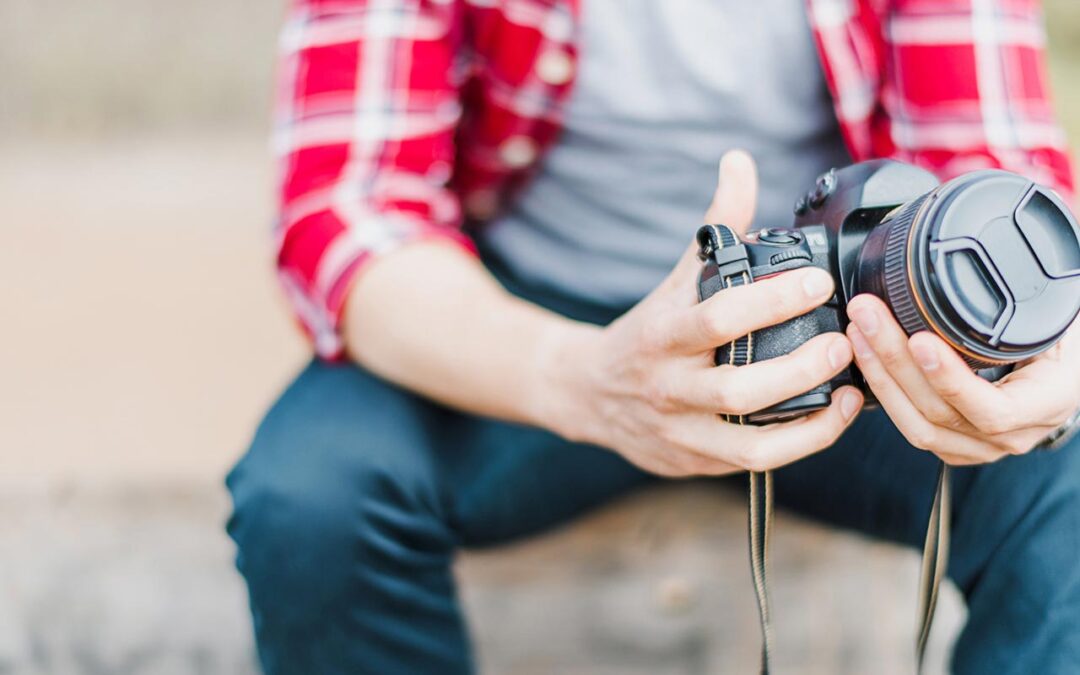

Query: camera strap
[[916, 463, 950, 671], [702, 224, 774, 674], [701, 223, 951, 675]]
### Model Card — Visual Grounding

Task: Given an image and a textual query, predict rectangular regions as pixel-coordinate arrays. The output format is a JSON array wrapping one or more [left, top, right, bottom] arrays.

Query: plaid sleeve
[[273, 0, 475, 359], [881, 0, 1076, 203]]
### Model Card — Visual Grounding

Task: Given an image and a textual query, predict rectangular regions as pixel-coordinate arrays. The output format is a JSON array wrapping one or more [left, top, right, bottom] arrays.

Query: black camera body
[[697, 160, 1080, 424]]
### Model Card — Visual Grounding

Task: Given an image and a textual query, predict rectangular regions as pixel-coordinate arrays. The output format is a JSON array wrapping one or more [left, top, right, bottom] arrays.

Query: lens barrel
[[856, 171, 1080, 368]]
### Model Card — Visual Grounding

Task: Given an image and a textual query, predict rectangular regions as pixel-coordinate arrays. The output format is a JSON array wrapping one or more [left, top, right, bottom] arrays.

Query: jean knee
[[226, 362, 454, 625], [953, 440, 1080, 601]]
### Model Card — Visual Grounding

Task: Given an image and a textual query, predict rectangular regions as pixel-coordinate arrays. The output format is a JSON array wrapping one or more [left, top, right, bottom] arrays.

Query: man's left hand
[[845, 294, 1080, 465]]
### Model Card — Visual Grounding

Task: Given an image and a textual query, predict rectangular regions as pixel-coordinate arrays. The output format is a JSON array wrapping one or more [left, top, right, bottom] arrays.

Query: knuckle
[[697, 305, 728, 343], [745, 452, 775, 473], [661, 463, 694, 478], [656, 422, 684, 449], [815, 417, 848, 447], [734, 442, 769, 472], [772, 288, 806, 320], [751, 285, 794, 324], [934, 380, 964, 401], [712, 380, 750, 415], [925, 403, 961, 429], [939, 454, 970, 467], [655, 462, 690, 478], [979, 413, 1015, 436], [905, 424, 938, 451], [799, 418, 842, 452], [877, 343, 907, 369], [790, 354, 824, 387], [639, 319, 671, 354], [1001, 436, 1034, 456], [1051, 396, 1077, 426], [645, 377, 681, 414], [684, 453, 721, 476], [1007, 442, 1031, 456], [943, 415, 968, 432]]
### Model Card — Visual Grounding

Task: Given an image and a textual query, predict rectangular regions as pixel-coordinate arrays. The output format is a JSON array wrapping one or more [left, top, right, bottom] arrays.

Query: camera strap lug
[[698, 224, 753, 283]]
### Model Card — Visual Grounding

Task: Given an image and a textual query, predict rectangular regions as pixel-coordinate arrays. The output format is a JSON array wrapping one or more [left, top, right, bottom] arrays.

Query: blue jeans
[[227, 269, 1080, 674]]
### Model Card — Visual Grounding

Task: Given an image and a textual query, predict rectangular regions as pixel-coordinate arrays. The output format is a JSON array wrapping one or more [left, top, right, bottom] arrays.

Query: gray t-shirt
[[477, 0, 851, 306]]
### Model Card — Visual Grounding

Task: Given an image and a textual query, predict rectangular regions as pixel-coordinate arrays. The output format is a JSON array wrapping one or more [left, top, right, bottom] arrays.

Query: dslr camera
[[697, 160, 1080, 424]]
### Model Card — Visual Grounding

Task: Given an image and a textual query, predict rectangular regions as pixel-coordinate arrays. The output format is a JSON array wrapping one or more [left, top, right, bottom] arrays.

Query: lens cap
[[918, 172, 1080, 356]]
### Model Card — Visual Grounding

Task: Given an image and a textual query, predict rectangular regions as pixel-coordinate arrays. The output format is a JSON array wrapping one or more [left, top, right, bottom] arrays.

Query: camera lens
[[855, 171, 1080, 368]]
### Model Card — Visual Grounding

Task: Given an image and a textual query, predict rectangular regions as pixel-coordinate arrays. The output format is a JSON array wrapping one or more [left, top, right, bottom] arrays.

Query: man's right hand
[[538, 151, 863, 477]]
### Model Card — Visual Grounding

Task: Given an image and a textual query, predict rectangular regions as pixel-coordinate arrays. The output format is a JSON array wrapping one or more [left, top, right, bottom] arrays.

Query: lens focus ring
[[882, 195, 931, 337], [881, 193, 1001, 370]]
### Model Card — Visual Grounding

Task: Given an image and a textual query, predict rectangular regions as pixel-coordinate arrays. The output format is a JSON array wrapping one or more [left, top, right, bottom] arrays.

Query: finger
[[849, 324, 1002, 464], [934, 451, 995, 467], [846, 295, 964, 429], [731, 386, 864, 471], [678, 333, 853, 415], [673, 386, 863, 472], [637, 447, 729, 478], [988, 425, 1058, 457], [664, 267, 835, 354], [907, 331, 1069, 435], [662, 449, 741, 477], [703, 149, 759, 234]]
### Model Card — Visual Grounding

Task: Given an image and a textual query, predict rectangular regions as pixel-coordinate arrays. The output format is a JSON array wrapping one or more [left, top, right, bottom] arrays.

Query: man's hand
[[540, 151, 863, 477], [847, 295, 1080, 465]]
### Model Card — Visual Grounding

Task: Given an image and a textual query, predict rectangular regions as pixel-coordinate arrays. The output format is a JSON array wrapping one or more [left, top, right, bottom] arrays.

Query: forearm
[[343, 241, 595, 433], [339, 152, 861, 478]]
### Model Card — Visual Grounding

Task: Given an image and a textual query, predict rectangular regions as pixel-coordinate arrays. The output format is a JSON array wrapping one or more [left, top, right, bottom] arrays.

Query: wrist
[[526, 319, 604, 443]]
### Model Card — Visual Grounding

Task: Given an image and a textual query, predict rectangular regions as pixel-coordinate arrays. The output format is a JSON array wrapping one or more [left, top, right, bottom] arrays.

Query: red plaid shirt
[[274, 0, 1076, 358]]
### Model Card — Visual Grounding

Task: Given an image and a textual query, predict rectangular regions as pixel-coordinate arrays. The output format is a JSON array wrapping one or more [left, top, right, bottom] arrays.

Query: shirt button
[[499, 136, 538, 169], [464, 189, 499, 221], [536, 48, 575, 86]]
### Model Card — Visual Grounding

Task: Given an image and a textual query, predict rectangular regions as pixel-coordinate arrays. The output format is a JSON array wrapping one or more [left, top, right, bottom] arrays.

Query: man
[[227, 0, 1080, 672]]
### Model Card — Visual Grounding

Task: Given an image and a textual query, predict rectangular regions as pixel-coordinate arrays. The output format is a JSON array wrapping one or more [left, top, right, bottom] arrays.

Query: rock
[[0, 482, 962, 674]]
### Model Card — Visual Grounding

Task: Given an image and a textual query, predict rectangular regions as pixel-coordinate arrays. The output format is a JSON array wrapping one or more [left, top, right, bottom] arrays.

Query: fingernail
[[827, 338, 851, 370], [719, 149, 753, 176], [801, 271, 831, 299], [841, 390, 861, 420], [911, 342, 940, 371], [849, 325, 874, 359], [849, 307, 879, 337]]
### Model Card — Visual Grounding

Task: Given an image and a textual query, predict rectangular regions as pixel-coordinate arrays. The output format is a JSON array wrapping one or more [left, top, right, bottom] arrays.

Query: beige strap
[[709, 224, 773, 674], [916, 463, 950, 672], [705, 224, 950, 674]]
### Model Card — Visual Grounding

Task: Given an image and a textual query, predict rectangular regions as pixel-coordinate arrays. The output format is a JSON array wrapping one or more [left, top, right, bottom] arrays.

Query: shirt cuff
[[279, 217, 477, 361]]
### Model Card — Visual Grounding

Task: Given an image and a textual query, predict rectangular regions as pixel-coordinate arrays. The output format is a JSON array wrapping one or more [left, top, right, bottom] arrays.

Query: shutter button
[[536, 49, 575, 86], [758, 228, 801, 245], [499, 136, 538, 169]]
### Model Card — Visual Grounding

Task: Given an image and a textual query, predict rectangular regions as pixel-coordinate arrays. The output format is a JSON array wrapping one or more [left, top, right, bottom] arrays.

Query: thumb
[[703, 149, 758, 234], [660, 150, 760, 299]]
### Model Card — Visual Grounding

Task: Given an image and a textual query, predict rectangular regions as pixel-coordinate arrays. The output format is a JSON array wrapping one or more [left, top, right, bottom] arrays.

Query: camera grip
[[716, 304, 844, 424]]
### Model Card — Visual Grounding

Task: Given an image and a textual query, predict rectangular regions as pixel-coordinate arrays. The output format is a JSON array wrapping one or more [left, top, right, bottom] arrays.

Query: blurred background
[[1, 1, 1077, 673]]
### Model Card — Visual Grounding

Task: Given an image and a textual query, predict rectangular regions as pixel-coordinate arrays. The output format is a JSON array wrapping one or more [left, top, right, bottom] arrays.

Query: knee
[[227, 464, 352, 623], [954, 443, 1080, 599], [228, 440, 453, 624], [226, 363, 453, 623]]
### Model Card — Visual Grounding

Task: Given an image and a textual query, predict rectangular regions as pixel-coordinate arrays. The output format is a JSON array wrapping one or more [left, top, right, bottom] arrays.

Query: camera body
[[697, 160, 1029, 424]]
